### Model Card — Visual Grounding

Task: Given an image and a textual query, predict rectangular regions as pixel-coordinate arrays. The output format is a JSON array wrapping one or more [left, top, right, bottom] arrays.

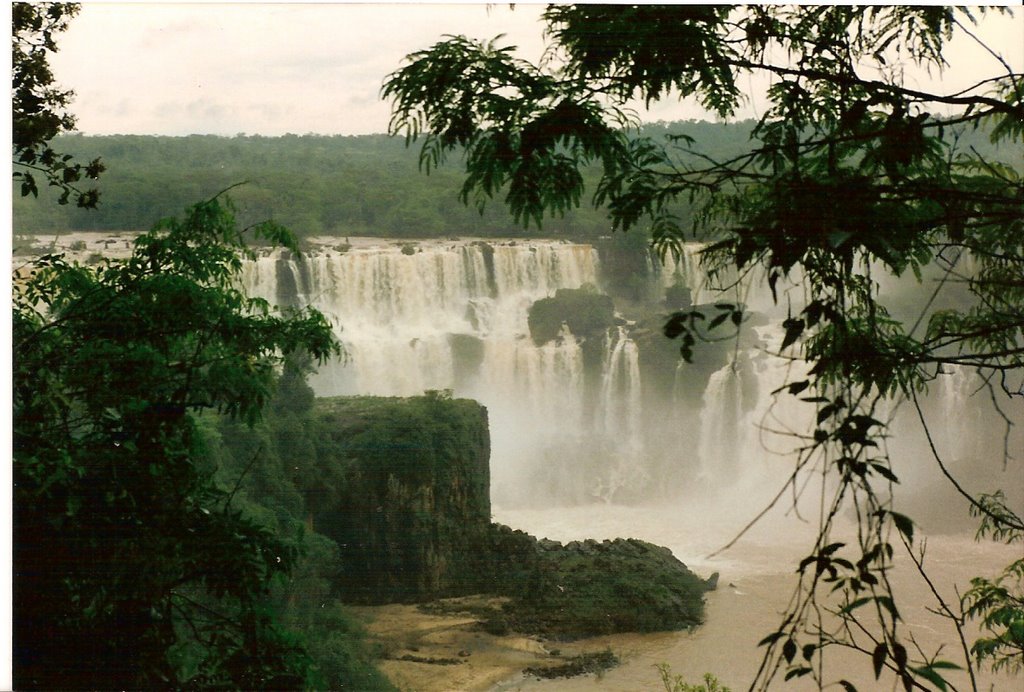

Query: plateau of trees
[[12, 121, 1008, 246], [385, 5, 1023, 689]]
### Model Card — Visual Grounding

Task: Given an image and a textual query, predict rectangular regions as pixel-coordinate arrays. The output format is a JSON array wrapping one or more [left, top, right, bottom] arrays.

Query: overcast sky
[[43, 3, 1024, 137]]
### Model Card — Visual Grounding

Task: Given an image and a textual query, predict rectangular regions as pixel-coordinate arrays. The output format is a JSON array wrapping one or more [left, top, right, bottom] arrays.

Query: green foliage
[[961, 493, 1024, 674], [388, 5, 1024, 688], [384, 34, 630, 229], [202, 372, 397, 690], [962, 562, 1024, 674], [12, 2, 104, 207], [10, 132, 620, 238], [13, 195, 339, 689], [657, 666, 731, 692]]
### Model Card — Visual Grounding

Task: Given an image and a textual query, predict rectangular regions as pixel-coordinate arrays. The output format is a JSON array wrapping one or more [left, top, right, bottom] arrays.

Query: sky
[[47, 2, 1024, 138], [51, 3, 555, 136]]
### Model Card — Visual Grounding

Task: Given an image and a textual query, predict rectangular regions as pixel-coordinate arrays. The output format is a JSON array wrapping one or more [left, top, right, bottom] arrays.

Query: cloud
[[49, 4, 1023, 137]]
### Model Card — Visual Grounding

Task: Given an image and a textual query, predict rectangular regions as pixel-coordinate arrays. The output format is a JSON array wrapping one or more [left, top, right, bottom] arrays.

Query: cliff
[[311, 393, 492, 604], [310, 392, 710, 639]]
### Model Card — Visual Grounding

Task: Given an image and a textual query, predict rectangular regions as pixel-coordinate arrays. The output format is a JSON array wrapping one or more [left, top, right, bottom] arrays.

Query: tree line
[[15, 121, 1009, 246], [11, 123, 755, 239]]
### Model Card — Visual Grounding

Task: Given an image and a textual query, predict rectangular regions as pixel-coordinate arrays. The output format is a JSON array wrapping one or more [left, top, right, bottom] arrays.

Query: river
[[492, 503, 1021, 691]]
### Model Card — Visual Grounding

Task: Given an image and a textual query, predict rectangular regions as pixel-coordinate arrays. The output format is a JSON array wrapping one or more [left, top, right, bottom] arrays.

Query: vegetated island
[[310, 394, 716, 687]]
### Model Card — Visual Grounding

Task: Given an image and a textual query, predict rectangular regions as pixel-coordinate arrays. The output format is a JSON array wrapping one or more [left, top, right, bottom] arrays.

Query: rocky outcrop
[[481, 525, 708, 639], [527, 286, 616, 346], [311, 393, 491, 604], [311, 395, 709, 637]]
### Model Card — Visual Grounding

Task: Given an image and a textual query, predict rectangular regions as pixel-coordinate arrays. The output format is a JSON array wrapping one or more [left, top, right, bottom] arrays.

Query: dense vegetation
[[527, 285, 616, 345], [10, 123, 755, 238], [194, 356, 399, 690], [385, 4, 1024, 689], [481, 528, 709, 640], [11, 195, 361, 688], [13, 121, 1008, 248]]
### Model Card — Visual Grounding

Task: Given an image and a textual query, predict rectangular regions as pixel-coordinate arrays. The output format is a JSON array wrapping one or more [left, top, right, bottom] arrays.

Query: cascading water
[[696, 363, 747, 484], [240, 237, 1019, 518], [592, 327, 647, 502], [241, 239, 668, 506], [38, 230, 1024, 691]]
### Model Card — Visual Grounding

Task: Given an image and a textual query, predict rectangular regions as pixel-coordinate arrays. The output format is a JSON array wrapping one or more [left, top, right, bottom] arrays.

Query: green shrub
[[657, 666, 731, 692]]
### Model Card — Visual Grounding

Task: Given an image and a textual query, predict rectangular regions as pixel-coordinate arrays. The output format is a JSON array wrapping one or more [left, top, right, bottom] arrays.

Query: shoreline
[[351, 594, 675, 692]]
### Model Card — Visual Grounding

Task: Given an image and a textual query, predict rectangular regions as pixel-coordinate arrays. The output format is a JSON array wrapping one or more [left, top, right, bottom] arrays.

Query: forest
[[13, 121, 1010, 246], [11, 122, 763, 239]]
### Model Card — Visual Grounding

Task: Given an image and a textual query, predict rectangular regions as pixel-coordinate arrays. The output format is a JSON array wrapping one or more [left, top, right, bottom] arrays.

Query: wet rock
[[486, 528, 708, 640]]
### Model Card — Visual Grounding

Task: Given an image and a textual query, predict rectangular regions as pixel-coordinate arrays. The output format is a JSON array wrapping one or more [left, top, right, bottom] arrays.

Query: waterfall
[[655, 242, 722, 306], [242, 239, 653, 506], [592, 327, 647, 502], [697, 363, 747, 484], [238, 235, 1021, 518]]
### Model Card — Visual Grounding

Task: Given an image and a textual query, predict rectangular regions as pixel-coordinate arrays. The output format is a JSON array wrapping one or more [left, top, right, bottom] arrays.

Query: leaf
[[802, 643, 816, 661], [890, 511, 914, 544], [785, 666, 812, 680], [876, 595, 900, 621], [802, 299, 826, 327], [870, 463, 899, 483], [781, 317, 804, 350], [892, 642, 908, 672], [821, 542, 845, 556], [817, 404, 838, 424], [840, 597, 872, 615], [663, 313, 688, 339], [757, 630, 786, 647], [787, 380, 810, 395], [782, 637, 797, 663], [838, 681, 858, 692], [911, 664, 950, 691], [709, 312, 730, 329], [872, 642, 888, 678], [768, 269, 780, 303]]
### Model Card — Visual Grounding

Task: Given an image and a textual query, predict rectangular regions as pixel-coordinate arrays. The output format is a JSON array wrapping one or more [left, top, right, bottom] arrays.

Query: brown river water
[[491, 503, 1021, 691]]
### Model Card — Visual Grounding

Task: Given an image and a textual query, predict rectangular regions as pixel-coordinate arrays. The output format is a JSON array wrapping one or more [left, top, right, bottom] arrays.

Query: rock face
[[311, 393, 491, 604], [527, 286, 616, 345]]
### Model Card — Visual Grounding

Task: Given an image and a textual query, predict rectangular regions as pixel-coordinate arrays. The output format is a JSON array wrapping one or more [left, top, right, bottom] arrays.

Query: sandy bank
[[351, 595, 649, 692]]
